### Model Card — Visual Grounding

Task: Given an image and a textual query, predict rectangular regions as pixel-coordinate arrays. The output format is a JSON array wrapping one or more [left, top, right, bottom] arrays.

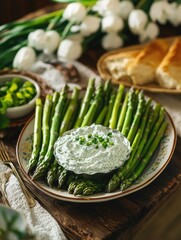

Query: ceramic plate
[[16, 108, 176, 203], [97, 37, 181, 94]]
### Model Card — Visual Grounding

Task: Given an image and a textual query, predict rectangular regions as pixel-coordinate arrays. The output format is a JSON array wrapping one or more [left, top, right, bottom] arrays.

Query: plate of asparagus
[[16, 79, 176, 202]]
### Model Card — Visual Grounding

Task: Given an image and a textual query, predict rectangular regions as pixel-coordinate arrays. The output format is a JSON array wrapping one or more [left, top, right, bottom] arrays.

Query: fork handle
[[9, 162, 36, 208]]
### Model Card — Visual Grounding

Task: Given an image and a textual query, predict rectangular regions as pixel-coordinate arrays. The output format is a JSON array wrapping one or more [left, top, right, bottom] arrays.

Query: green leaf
[[51, 0, 97, 6], [0, 114, 10, 129]]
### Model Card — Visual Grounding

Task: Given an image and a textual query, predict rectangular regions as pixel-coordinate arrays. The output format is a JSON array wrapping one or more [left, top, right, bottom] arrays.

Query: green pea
[[88, 133, 92, 138]]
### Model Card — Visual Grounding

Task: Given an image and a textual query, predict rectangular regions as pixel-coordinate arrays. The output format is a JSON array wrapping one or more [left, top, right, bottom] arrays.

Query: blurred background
[[0, 1, 180, 239], [0, 0, 53, 24]]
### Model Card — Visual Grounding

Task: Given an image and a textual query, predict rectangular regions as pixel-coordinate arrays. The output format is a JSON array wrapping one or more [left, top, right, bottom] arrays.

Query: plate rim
[[16, 109, 177, 203], [97, 36, 181, 94]]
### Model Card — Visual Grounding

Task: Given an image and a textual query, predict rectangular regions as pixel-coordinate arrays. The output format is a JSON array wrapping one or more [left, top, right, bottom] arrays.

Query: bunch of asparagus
[[28, 78, 168, 196]]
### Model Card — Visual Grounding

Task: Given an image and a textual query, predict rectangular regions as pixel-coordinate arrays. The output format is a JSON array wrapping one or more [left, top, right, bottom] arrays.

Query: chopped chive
[[102, 141, 108, 148], [107, 132, 112, 137], [86, 141, 92, 146], [79, 139, 85, 145], [92, 138, 98, 144], [99, 137, 104, 142]]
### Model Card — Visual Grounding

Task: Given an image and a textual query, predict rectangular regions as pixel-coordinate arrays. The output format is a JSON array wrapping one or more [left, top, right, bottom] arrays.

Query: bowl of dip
[[54, 124, 131, 176]]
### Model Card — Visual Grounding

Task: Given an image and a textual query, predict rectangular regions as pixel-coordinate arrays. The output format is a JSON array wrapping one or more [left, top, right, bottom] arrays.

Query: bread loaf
[[156, 38, 181, 89], [127, 39, 170, 85], [105, 50, 138, 81]]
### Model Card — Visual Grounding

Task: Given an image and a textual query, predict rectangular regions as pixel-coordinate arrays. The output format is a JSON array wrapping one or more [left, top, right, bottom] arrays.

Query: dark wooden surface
[[0, 4, 181, 240], [1, 132, 181, 240], [0, 0, 53, 24]]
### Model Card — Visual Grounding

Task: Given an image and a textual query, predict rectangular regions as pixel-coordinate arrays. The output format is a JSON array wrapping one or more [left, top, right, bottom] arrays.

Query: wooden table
[[1, 3, 181, 240]]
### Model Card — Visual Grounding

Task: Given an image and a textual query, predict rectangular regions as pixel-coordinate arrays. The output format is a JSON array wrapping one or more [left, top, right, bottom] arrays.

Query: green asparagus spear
[[95, 105, 108, 124], [56, 87, 80, 188], [109, 84, 124, 129], [121, 121, 168, 191], [103, 90, 116, 127], [59, 87, 80, 136], [83, 182, 105, 196], [32, 85, 68, 180], [65, 173, 77, 188], [49, 91, 59, 126], [81, 82, 103, 127], [54, 165, 64, 186], [74, 78, 95, 128], [74, 180, 105, 196], [38, 94, 53, 163], [123, 107, 155, 180], [58, 169, 69, 188], [103, 79, 112, 105], [127, 91, 145, 144], [141, 107, 165, 157], [47, 159, 59, 187], [28, 98, 43, 173], [121, 88, 136, 137], [95, 79, 112, 125], [150, 103, 161, 130], [94, 79, 112, 121], [116, 92, 129, 131], [107, 99, 152, 192], [73, 180, 92, 195], [68, 178, 83, 194]]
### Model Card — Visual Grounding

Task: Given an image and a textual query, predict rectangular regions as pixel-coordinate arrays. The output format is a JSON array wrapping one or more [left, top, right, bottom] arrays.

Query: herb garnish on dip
[[54, 124, 131, 176]]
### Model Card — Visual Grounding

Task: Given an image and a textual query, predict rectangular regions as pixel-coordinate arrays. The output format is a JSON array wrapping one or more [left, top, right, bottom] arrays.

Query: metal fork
[[0, 140, 36, 208]]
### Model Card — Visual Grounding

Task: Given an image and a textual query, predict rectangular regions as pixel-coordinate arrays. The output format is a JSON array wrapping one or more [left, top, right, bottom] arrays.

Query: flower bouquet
[[0, 0, 181, 70]]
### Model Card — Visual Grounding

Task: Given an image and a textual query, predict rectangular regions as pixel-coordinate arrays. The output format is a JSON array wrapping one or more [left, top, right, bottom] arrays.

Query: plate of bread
[[97, 37, 181, 93]]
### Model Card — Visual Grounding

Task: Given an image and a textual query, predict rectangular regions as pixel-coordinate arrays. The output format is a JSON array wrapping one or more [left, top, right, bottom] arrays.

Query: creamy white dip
[[54, 124, 131, 175]]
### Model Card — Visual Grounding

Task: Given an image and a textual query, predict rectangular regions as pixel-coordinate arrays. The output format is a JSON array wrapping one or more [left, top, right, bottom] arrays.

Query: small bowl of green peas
[[0, 74, 40, 119]]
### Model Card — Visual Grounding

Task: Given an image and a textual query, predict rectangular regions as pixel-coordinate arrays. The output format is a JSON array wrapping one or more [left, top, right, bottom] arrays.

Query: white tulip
[[57, 39, 83, 61], [80, 15, 101, 36], [166, 3, 181, 26], [102, 14, 124, 33], [119, 1, 134, 20], [101, 33, 123, 50], [139, 22, 160, 43], [13, 46, 36, 70], [43, 30, 61, 54], [93, 0, 120, 16], [103, 0, 120, 15], [67, 33, 83, 43], [149, 1, 170, 24], [128, 9, 148, 35], [174, 4, 181, 26], [28, 29, 46, 51], [71, 25, 81, 33], [63, 2, 87, 23]]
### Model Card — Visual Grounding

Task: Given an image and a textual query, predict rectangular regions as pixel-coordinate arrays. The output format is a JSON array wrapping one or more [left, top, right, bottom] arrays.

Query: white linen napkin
[[0, 163, 67, 240], [148, 93, 181, 137]]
